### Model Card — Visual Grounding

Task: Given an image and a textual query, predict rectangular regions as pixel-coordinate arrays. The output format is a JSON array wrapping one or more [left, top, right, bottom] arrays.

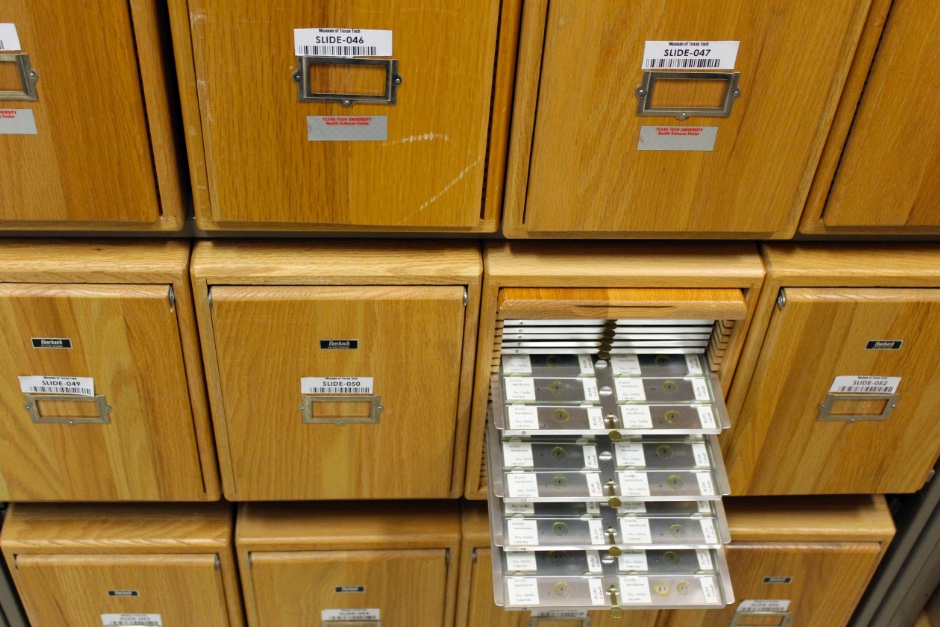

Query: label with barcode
[[620, 405, 653, 428], [700, 519, 719, 544], [101, 615, 162, 627], [620, 576, 652, 604], [696, 549, 714, 570], [828, 376, 901, 394], [506, 406, 539, 430], [620, 518, 653, 544], [619, 551, 649, 572], [619, 472, 651, 497], [301, 376, 373, 395], [532, 610, 589, 619], [701, 576, 720, 604], [507, 519, 539, 546], [506, 551, 538, 572], [507, 578, 540, 606], [642, 40, 739, 70], [697, 406, 717, 429], [507, 473, 540, 498], [19, 376, 94, 397], [0, 24, 21, 52], [294, 28, 392, 57]]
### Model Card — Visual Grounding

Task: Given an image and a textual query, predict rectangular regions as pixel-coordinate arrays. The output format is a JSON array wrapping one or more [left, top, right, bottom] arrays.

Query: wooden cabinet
[[461, 496, 893, 627], [237, 501, 460, 626], [168, 0, 519, 232], [0, 2, 186, 230], [192, 241, 481, 500], [726, 244, 940, 495], [1, 503, 243, 626], [465, 242, 765, 499], [802, 0, 940, 235], [502, 0, 872, 238], [0, 240, 218, 501]]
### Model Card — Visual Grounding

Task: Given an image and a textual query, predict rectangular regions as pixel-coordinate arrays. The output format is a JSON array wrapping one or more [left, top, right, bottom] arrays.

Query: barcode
[[644, 58, 723, 69], [298, 45, 376, 56], [836, 385, 893, 393], [308, 387, 364, 394], [28, 385, 93, 396], [109, 623, 160, 627]]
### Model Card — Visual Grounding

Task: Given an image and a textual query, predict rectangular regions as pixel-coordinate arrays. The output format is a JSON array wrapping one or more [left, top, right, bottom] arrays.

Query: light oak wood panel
[[186, 0, 501, 231], [504, 0, 870, 238], [498, 288, 747, 321], [210, 285, 465, 499], [251, 550, 447, 627], [728, 287, 940, 495], [0, 283, 207, 501]]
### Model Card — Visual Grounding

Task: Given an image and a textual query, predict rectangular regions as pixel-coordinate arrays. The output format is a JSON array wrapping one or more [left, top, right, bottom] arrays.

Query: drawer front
[[729, 287, 940, 494], [188, 0, 500, 229], [0, 1, 159, 224], [13, 554, 230, 626], [249, 549, 447, 627], [516, 0, 868, 236], [210, 285, 466, 499], [0, 284, 205, 500]]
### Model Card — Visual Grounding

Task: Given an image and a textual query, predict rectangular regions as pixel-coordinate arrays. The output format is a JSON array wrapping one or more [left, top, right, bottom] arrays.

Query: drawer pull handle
[[292, 56, 401, 107], [635, 70, 740, 120], [23, 393, 110, 425], [300, 394, 383, 426], [730, 610, 792, 626], [817, 392, 898, 422], [0, 53, 39, 101]]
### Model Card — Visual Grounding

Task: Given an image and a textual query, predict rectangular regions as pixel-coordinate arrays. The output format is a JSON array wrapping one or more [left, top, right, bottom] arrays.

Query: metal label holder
[[817, 392, 898, 423], [635, 71, 740, 120], [730, 609, 792, 626], [292, 57, 401, 107], [24, 393, 111, 425], [0, 53, 39, 101], [300, 394, 383, 426]]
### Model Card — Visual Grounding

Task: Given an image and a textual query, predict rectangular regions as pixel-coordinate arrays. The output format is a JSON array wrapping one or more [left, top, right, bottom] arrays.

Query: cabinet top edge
[[763, 243, 940, 282], [0, 239, 190, 280]]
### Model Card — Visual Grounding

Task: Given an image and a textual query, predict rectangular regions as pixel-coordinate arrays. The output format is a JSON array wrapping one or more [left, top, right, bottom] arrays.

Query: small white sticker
[[301, 376, 373, 395], [0, 109, 38, 135], [505, 378, 536, 401], [620, 577, 653, 604], [619, 551, 649, 572], [19, 376, 94, 397], [692, 379, 711, 401], [585, 501, 602, 515], [503, 355, 532, 374], [615, 442, 646, 467], [701, 576, 720, 604], [588, 519, 606, 545], [619, 472, 651, 497], [620, 405, 653, 428], [506, 552, 538, 572], [638, 126, 719, 151], [829, 376, 901, 394], [618, 501, 647, 514], [582, 378, 600, 402], [507, 578, 540, 606], [697, 500, 712, 513], [685, 355, 703, 375], [642, 40, 740, 70], [700, 519, 719, 544], [620, 518, 653, 544], [294, 28, 392, 57], [101, 615, 162, 627], [507, 473, 540, 498], [697, 549, 714, 570], [697, 406, 717, 429], [503, 442, 534, 468], [308, 116, 387, 142], [587, 407, 605, 429], [583, 445, 599, 469], [589, 578, 606, 605], [616, 378, 646, 401], [738, 600, 791, 613], [507, 406, 540, 430], [505, 502, 535, 516], [578, 354, 595, 375], [507, 519, 540, 546], [532, 610, 588, 618], [692, 443, 710, 467], [586, 472, 603, 496], [696, 472, 716, 496], [586, 551, 603, 573], [322, 609, 380, 621], [611, 355, 642, 376], [0, 24, 21, 52]]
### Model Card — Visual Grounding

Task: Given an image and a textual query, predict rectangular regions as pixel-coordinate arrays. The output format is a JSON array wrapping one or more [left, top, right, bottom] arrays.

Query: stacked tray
[[487, 350, 735, 616]]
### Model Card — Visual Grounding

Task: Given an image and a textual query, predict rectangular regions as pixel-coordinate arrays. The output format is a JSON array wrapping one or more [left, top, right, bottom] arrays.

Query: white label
[[0, 109, 38, 135], [829, 375, 901, 394], [0, 24, 21, 52], [507, 578, 540, 606], [738, 599, 791, 613], [697, 406, 717, 429], [507, 519, 540, 546], [507, 406, 540, 430], [615, 442, 646, 467], [618, 501, 648, 513], [611, 355, 642, 376], [322, 609, 381, 621], [619, 472, 651, 497], [696, 472, 716, 496], [701, 577, 720, 604], [692, 443, 710, 468], [587, 407, 605, 429], [586, 551, 603, 574], [532, 610, 589, 618], [585, 501, 602, 515], [638, 126, 718, 151], [700, 519, 719, 544], [503, 442, 534, 467], [697, 500, 712, 513], [505, 502, 535, 516], [588, 519, 606, 545], [507, 473, 540, 498], [578, 354, 594, 375], [692, 379, 711, 401], [502, 355, 532, 374], [582, 378, 600, 402], [589, 578, 606, 606], [685, 355, 703, 375], [620, 518, 653, 544], [294, 28, 392, 57], [642, 40, 740, 70], [506, 552, 538, 572], [505, 378, 536, 401], [696, 549, 714, 570], [101, 615, 162, 627], [308, 116, 387, 142], [301, 376, 372, 395], [19, 375, 93, 397], [619, 551, 650, 572], [620, 405, 653, 428], [620, 577, 653, 604], [615, 378, 646, 401], [586, 472, 603, 497], [583, 445, 599, 469]]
